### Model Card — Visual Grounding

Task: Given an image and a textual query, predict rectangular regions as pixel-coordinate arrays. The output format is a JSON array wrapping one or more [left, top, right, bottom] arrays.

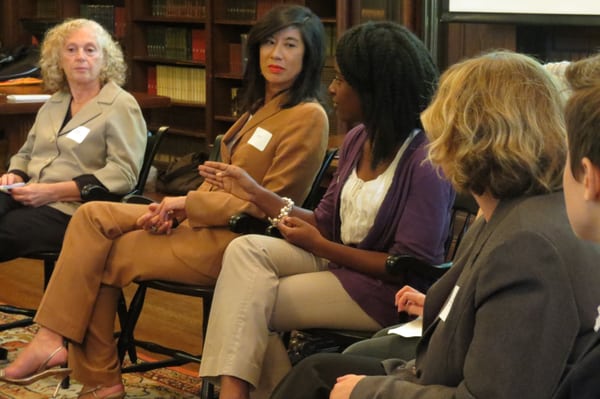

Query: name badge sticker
[[439, 285, 460, 322], [248, 127, 272, 152], [66, 126, 91, 144]]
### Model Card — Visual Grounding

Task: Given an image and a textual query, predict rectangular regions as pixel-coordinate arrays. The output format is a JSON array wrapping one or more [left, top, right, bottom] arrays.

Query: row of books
[[148, 65, 206, 104], [223, 0, 304, 20], [35, 0, 57, 17], [151, 0, 207, 18], [80, 4, 127, 39], [324, 24, 336, 58], [360, 0, 390, 22], [146, 27, 206, 62]]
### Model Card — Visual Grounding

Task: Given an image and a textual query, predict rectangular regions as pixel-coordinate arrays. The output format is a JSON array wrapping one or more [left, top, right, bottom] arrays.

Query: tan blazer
[[170, 94, 329, 279], [9, 81, 147, 215]]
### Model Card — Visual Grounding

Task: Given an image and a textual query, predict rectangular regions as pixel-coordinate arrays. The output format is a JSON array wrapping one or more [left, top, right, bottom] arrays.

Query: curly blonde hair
[[40, 18, 126, 92], [421, 50, 566, 198]]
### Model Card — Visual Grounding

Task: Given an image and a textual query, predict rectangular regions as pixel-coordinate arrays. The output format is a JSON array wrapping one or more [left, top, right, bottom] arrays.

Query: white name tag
[[66, 126, 91, 144], [248, 127, 272, 151], [439, 285, 460, 322]]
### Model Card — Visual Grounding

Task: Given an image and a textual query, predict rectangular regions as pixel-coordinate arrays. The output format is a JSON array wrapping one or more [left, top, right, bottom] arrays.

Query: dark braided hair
[[241, 4, 325, 112], [336, 22, 438, 168]]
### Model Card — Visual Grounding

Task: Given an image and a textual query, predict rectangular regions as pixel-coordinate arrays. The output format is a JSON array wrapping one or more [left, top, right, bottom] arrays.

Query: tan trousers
[[34, 201, 219, 387], [199, 234, 381, 399]]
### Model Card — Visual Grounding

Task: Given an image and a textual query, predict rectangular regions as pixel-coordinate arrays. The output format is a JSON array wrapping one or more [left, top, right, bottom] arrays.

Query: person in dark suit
[[268, 50, 600, 399], [553, 53, 600, 399], [0, 5, 328, 399]]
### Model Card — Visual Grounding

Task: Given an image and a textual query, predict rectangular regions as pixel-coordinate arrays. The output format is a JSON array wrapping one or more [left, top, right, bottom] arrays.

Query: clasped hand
[[395, 285, 425, 317], [136, 196, 186, 235]]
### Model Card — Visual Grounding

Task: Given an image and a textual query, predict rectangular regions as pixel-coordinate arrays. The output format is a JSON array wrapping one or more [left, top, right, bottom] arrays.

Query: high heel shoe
[[78, 385, 126, 398], [0, 345, 71, 385]]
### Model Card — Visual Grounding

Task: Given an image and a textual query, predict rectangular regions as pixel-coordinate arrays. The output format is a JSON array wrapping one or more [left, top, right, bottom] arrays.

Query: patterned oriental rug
[[0, 312, 202, 398]]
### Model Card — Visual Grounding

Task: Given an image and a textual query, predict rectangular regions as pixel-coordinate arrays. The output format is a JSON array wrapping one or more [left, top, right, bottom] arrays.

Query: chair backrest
[[444, 192, 479, 262], [302, 148, 338, 210], [134, 125, 169, 195], [208, 134, 224, 163]]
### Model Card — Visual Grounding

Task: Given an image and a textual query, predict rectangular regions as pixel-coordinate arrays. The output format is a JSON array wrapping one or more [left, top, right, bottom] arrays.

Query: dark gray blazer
[[352, 192, 600, 399], [552, 330, 600, 398]]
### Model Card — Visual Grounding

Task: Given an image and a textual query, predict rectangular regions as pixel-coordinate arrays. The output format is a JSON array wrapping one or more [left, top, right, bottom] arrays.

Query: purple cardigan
[[314, 124, 454, 327]]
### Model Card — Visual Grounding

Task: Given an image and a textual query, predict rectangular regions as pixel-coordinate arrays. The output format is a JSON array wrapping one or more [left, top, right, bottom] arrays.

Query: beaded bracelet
[[268, 197, 294, 227]]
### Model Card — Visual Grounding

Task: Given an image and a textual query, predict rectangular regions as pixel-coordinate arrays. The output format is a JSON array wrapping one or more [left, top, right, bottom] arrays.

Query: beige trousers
[[199, 234, 381, 399], [34, 201, 218, 387]]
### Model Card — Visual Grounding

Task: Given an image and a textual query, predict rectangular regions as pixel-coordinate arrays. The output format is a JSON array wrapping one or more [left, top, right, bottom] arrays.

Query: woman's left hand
[[277, 216, 326, 253], [330, 374, 366, 399], [136, 196, 187, 235], [10, 183, 55, 207]]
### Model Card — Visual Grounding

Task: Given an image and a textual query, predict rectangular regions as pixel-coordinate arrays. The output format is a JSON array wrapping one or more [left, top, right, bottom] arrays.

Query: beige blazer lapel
[[59, 81, 121, 135], [221, 94, 288, 162]]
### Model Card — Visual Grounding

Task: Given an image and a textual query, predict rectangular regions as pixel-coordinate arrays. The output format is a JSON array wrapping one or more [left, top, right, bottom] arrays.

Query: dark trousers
[[0, 193, 71, 261], [270, 353, 385, 399]]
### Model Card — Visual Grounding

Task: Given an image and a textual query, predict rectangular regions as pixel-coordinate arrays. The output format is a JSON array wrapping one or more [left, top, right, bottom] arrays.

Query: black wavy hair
[[336, 21, 439, 168], [240, 4, 325, 112]]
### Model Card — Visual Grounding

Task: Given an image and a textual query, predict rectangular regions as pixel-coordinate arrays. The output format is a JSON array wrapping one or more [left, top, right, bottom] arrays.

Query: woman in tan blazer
[[0, 18, 147, 262], [0, 5, 329, 399]]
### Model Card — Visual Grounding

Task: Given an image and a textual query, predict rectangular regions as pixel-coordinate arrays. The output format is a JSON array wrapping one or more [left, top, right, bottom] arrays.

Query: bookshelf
[[1, 0, 422, 162], [127, 0, 208, 163]]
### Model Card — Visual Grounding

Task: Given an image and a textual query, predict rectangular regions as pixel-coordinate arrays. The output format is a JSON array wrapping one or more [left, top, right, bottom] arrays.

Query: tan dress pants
[[199, 234, 381, 399], [34, 201, 220, 387]]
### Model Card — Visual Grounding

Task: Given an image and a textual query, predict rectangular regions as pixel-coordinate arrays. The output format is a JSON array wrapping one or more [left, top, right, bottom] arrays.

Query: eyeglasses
[[331, 74, 345, 85]]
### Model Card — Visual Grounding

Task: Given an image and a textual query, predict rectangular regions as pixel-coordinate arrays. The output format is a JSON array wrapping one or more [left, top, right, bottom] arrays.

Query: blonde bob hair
[[40, 18, 126, 92], [421, 50, 566, 198]]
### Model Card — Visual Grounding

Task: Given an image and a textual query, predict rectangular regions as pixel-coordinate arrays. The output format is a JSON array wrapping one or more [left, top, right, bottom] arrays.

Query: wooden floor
[[0, 257, 205, 372]]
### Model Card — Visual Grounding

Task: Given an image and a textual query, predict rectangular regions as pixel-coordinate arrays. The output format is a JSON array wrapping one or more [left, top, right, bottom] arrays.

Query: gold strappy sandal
[[0, 345, 71, 398]]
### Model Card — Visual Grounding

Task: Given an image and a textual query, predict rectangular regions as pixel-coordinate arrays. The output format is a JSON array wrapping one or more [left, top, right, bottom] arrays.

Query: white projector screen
[[448, 0, 600, 15]]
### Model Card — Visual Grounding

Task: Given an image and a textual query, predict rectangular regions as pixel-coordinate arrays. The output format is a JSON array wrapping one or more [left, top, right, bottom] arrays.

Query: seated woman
[[198, 21, 454, 399], [0, 5, 329, 399], [269, 51, 600, 399], [0, 18, 147, 261]]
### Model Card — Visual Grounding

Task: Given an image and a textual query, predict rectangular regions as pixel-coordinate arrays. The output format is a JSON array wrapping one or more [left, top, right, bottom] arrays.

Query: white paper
[[0, 182, 25, 193], [66, 126, 91, 144], [388, 317, 423, 338], [248, 127, 272, 151], [6, 94, 51, 103]]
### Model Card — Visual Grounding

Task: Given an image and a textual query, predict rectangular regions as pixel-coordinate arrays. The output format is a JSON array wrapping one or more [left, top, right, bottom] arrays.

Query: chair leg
[[200, 380, 215, 399], [117, 284, 148, 365], [43, 258, 55, 288]]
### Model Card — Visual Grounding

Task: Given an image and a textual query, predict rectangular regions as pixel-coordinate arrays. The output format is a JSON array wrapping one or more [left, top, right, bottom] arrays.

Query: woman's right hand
[[395, 286, 426, 317], [0, 173, 23, 186], [199, 161, 260, 202]]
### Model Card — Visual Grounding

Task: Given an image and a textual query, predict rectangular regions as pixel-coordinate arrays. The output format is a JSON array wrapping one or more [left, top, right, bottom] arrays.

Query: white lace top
[[339, 132, 416, 245]]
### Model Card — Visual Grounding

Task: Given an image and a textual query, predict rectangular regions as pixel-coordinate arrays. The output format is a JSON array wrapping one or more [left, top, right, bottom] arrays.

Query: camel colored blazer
[[169, 95, 329, 279], [9, 81, 147, 215]]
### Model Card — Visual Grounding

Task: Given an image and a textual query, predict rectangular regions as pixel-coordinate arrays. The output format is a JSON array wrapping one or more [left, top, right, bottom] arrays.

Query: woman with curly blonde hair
[[0, 18, 146, 272], [270, 50, 600, 399], [40, 18, 127, 91]]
